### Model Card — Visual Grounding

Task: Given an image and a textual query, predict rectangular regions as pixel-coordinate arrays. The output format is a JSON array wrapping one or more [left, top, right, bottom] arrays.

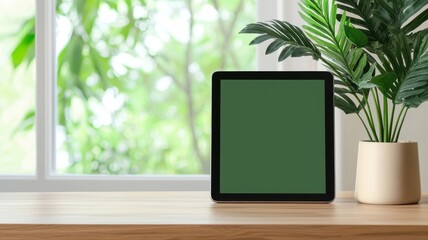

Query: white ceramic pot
[[355, 141, 421, 205]]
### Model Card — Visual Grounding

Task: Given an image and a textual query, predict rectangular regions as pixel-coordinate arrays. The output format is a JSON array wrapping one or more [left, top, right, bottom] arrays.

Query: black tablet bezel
[[211, 71, 335, 202]]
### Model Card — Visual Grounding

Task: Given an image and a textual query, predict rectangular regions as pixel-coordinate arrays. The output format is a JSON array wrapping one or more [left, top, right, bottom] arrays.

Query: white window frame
[[0, 0, 315, 192]]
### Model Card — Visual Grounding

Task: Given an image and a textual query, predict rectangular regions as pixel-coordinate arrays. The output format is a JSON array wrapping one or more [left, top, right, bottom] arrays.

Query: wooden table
[[0, 192, 427, 240]]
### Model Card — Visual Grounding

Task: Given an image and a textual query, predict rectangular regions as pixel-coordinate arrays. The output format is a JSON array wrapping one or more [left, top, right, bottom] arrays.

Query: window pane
[[0, 0, 36, 174], [55, 0, 256, 174]]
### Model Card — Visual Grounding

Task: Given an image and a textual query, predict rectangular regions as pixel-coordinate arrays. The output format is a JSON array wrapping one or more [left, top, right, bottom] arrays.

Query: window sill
[[0, 175, 210, 191]]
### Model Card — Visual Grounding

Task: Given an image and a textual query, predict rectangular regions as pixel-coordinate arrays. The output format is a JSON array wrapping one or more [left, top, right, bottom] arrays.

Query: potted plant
[[241, 0, 428, 204]]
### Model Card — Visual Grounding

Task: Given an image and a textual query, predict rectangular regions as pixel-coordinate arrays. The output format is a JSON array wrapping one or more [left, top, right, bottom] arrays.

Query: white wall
[[257, 0, 428, 191]]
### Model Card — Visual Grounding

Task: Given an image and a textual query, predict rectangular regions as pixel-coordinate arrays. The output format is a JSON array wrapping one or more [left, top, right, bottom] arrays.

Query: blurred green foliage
[[12, 0, 255, 174], [0, 0, 36, 174]]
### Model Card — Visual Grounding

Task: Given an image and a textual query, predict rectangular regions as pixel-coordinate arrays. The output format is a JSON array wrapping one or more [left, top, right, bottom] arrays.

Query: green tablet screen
[[220, 80, 326, 194]]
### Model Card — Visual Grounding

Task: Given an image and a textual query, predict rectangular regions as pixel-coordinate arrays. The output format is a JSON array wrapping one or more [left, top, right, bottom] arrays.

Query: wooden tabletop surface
[[0, 191, 427, 239]]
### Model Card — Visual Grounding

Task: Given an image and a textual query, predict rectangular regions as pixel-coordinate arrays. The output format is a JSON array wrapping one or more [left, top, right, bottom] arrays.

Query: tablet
[[211, 71, 334, 202]]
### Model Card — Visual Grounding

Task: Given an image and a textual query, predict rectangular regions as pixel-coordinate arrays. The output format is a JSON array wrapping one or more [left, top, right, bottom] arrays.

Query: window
[[55, 0, 256, 175], [0, 0, 266, 191]]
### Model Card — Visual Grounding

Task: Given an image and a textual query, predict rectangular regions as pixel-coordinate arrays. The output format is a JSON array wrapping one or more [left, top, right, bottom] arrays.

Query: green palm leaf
[[240, 20, 321, 61], [401, 0, 428, 33], [395, 34, 428, 107], [300, 1, 372, 84], [336, 0, 388, 43], [403, 8, 428, 33]]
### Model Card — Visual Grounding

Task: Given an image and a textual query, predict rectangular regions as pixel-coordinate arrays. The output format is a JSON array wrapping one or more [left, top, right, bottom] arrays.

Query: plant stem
[[361, 90, 377, 140], [388, 103, 396, 142], [391, 106, 406, 141], [353, 94, 379, 141], [394, 107, 409, 142], [373, 89, 383, 140], [357, 113, 374, 141], [383, 95, 388, 142]]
